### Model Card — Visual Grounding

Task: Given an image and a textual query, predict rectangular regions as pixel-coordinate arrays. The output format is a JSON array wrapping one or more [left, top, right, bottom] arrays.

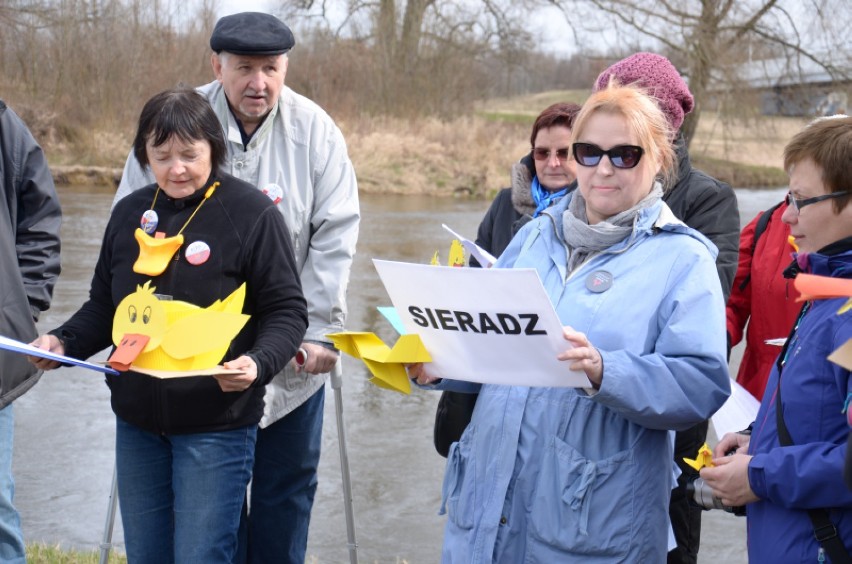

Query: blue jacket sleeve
[[748, 315, 852, 509], [589, 242, 731, 431]]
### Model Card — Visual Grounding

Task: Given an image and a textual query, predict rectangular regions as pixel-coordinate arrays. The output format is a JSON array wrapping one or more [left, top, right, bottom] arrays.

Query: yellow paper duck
[[108, 281, 250, 372], [683, 442, 715, 471]]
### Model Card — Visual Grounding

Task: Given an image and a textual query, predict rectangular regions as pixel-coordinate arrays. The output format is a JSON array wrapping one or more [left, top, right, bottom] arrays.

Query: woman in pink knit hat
[[595, 52, 741, 564]]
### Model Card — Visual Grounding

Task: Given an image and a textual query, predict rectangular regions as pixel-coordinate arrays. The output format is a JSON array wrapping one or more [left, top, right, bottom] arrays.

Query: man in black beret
[[115, 11, 360, 564]]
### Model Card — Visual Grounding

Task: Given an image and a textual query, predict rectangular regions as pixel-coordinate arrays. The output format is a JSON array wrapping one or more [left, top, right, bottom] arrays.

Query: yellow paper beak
[[133, 228, 184, 276]]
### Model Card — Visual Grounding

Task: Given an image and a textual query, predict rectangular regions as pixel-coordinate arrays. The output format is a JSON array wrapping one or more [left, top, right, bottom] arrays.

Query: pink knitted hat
[[594, 52, 695, 133]]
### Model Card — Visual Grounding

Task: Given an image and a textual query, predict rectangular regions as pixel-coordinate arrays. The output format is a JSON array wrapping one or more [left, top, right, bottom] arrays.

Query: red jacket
[[726, 202, 801, 400]]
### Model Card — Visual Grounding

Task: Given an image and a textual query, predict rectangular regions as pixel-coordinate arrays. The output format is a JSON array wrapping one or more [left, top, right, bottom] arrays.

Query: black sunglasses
[[532, 147, 571, 162], [572, 142, 644, 169], [785, 190, 851, 212]]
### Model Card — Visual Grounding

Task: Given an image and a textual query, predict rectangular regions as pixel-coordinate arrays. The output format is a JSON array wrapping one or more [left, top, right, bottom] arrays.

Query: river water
[[13, 186, 787, 562]]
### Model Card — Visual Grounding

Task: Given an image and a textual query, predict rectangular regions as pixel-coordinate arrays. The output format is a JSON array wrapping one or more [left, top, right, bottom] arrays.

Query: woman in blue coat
[[410, 84, 730, 562], [701, 115, 852, 562]]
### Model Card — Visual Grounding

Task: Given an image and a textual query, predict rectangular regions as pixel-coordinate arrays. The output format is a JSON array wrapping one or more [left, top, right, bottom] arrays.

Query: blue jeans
[[115, 417, 256, 564], [243, 385, 324, 564], [0, 404, 25, 564]]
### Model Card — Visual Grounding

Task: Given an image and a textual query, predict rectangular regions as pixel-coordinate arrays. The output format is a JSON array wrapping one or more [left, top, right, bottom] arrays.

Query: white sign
[[711, 378, 760, 439], [372, 259, 589, 387]]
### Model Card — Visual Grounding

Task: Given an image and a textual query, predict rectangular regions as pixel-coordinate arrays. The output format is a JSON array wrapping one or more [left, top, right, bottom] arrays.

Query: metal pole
[[98, 465, 119, 564], [330, 360, 358, 564]]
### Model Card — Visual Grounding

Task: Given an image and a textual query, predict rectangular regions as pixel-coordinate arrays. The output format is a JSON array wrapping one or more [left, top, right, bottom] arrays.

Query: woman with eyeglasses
[[472, 102, 582, 264], [433, 102, 581, 458], [701, 115, 852, 563], [409, 84, 729, 562]]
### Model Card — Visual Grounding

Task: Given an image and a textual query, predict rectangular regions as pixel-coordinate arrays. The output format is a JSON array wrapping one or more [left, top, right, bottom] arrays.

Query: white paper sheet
[[372, 259, 588, 387], [711, 378, 760, 439]]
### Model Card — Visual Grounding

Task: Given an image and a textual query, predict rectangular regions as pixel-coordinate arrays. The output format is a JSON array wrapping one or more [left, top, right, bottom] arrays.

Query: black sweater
[[664, 137, 740, 300], [53, 172, 308, 435]]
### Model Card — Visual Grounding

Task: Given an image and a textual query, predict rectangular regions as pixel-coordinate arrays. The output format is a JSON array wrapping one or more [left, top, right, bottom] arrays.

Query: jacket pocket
[[527, 434, 634, 557], [440, 426, 476, 530]]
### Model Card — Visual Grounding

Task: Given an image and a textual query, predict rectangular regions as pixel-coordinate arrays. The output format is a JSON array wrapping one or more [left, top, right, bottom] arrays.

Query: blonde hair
[[571, 83, 677, 187]]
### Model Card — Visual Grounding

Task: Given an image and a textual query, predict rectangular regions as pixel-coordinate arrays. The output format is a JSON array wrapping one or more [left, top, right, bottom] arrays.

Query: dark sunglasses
[[532, 147, 571, 162], [785, 190, 851, 212], [572, 142, 644, 169]]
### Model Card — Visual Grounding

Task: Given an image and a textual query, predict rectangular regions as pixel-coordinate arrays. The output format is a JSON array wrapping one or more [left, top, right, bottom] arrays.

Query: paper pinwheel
[[327, 332, 431, 394]]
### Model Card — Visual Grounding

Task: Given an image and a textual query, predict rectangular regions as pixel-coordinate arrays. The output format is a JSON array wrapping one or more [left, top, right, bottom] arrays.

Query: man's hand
[[216, 355, 258, 392], [294, 342, 338, 375], [27, 334, 64, 370]]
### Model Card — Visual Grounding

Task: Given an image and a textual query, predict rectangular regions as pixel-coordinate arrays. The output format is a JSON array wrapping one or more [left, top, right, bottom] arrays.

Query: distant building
[[726, 54, 851, 116]]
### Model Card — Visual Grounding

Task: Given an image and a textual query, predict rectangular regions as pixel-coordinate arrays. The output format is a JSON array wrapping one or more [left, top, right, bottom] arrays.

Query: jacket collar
[[805, 237, 852, 277], [211, 83, 282, 150], [543, 189, 718, 257]]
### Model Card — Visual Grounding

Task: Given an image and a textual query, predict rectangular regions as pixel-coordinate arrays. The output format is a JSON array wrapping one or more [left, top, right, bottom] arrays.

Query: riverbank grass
[[35, 88, 793, 192], [26, 543, 126, 563]]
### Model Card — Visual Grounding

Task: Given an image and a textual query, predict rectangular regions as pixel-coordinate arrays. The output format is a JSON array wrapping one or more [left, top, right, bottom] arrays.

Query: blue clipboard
[[0, 334, 119, 375]]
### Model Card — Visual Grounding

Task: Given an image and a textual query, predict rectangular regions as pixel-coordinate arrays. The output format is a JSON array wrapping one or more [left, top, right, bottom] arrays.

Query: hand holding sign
[[372, 259, 589, 387]]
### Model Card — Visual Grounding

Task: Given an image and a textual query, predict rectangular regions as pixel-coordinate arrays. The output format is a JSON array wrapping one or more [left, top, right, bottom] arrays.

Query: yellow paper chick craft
[[109, 281, 250, 373], [430, 240, 466, 267], [787, 234, 799, 253], [327, 332, 432, 394], [448, 239, 465, 267], [683, 442, 715, 471]]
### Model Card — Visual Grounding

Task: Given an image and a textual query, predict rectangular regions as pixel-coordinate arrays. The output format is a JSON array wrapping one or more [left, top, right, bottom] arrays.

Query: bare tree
[[274, 0, 545, 116], [546, 0, 851, 146]]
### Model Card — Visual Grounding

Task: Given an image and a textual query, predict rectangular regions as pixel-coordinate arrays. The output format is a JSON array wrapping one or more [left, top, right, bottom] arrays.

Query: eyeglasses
[[785, 190, 851, 212], [572, 143, 644, 169], [532, 147, 571, 162]]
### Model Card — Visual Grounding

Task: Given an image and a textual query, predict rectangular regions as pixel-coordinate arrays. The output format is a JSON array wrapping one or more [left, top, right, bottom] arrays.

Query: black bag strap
[[775, 302, 852, 563], [738, 201, 784, 292]]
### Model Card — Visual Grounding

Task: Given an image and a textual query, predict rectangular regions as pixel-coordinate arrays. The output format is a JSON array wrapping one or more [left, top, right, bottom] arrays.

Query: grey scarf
[[562, 182, 663, 272]]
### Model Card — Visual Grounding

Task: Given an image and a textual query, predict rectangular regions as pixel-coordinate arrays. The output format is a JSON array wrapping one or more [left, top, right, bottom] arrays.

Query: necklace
[[133, 181, 219, 276]]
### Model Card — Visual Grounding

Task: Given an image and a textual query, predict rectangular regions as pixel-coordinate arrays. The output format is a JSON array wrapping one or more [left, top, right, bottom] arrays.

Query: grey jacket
[[0, 100, 62, 407], [116, 83, 359, 426]]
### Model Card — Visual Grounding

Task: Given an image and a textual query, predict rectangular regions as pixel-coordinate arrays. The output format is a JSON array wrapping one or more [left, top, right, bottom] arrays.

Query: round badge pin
[[140, 210, 159, 234], [261, 183, 284, 205], [185, 241, 211, 266], [585, 270, 613, 293]]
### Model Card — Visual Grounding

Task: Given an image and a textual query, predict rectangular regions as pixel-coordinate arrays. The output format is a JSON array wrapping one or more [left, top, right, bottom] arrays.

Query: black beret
[[210, 12, 295, 56]]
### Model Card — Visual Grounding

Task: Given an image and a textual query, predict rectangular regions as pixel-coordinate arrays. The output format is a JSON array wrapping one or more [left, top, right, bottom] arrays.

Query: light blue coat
[[433, 193, 730, 562]]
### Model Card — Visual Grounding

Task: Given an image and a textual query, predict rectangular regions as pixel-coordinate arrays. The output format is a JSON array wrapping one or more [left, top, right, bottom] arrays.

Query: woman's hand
[[407, 363, 440, 386], [557, 327, 603, 388], [713, 431, 750, 458], [699, 454, 759, 507], [216, 355, 258, 392], [27, 335, 64, 370]]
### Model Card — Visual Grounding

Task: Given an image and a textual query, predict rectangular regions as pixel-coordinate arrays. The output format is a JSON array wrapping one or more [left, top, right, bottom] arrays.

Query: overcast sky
[[214, 0, 578, 55]]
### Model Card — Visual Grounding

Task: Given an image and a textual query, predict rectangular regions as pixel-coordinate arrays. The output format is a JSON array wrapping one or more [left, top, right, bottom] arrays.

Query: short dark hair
[[530, 102, 582, 148], [132, 87, 227, 170], [783, 116, 852, 213]]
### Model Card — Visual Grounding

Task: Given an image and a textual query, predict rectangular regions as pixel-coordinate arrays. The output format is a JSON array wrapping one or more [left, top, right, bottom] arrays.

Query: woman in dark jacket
[[434, 102, 581, 457], [30, 88, 308, 563]]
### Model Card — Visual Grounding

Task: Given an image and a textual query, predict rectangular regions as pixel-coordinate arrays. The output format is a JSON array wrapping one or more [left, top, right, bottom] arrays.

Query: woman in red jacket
[[726, 200, 801, 400]]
